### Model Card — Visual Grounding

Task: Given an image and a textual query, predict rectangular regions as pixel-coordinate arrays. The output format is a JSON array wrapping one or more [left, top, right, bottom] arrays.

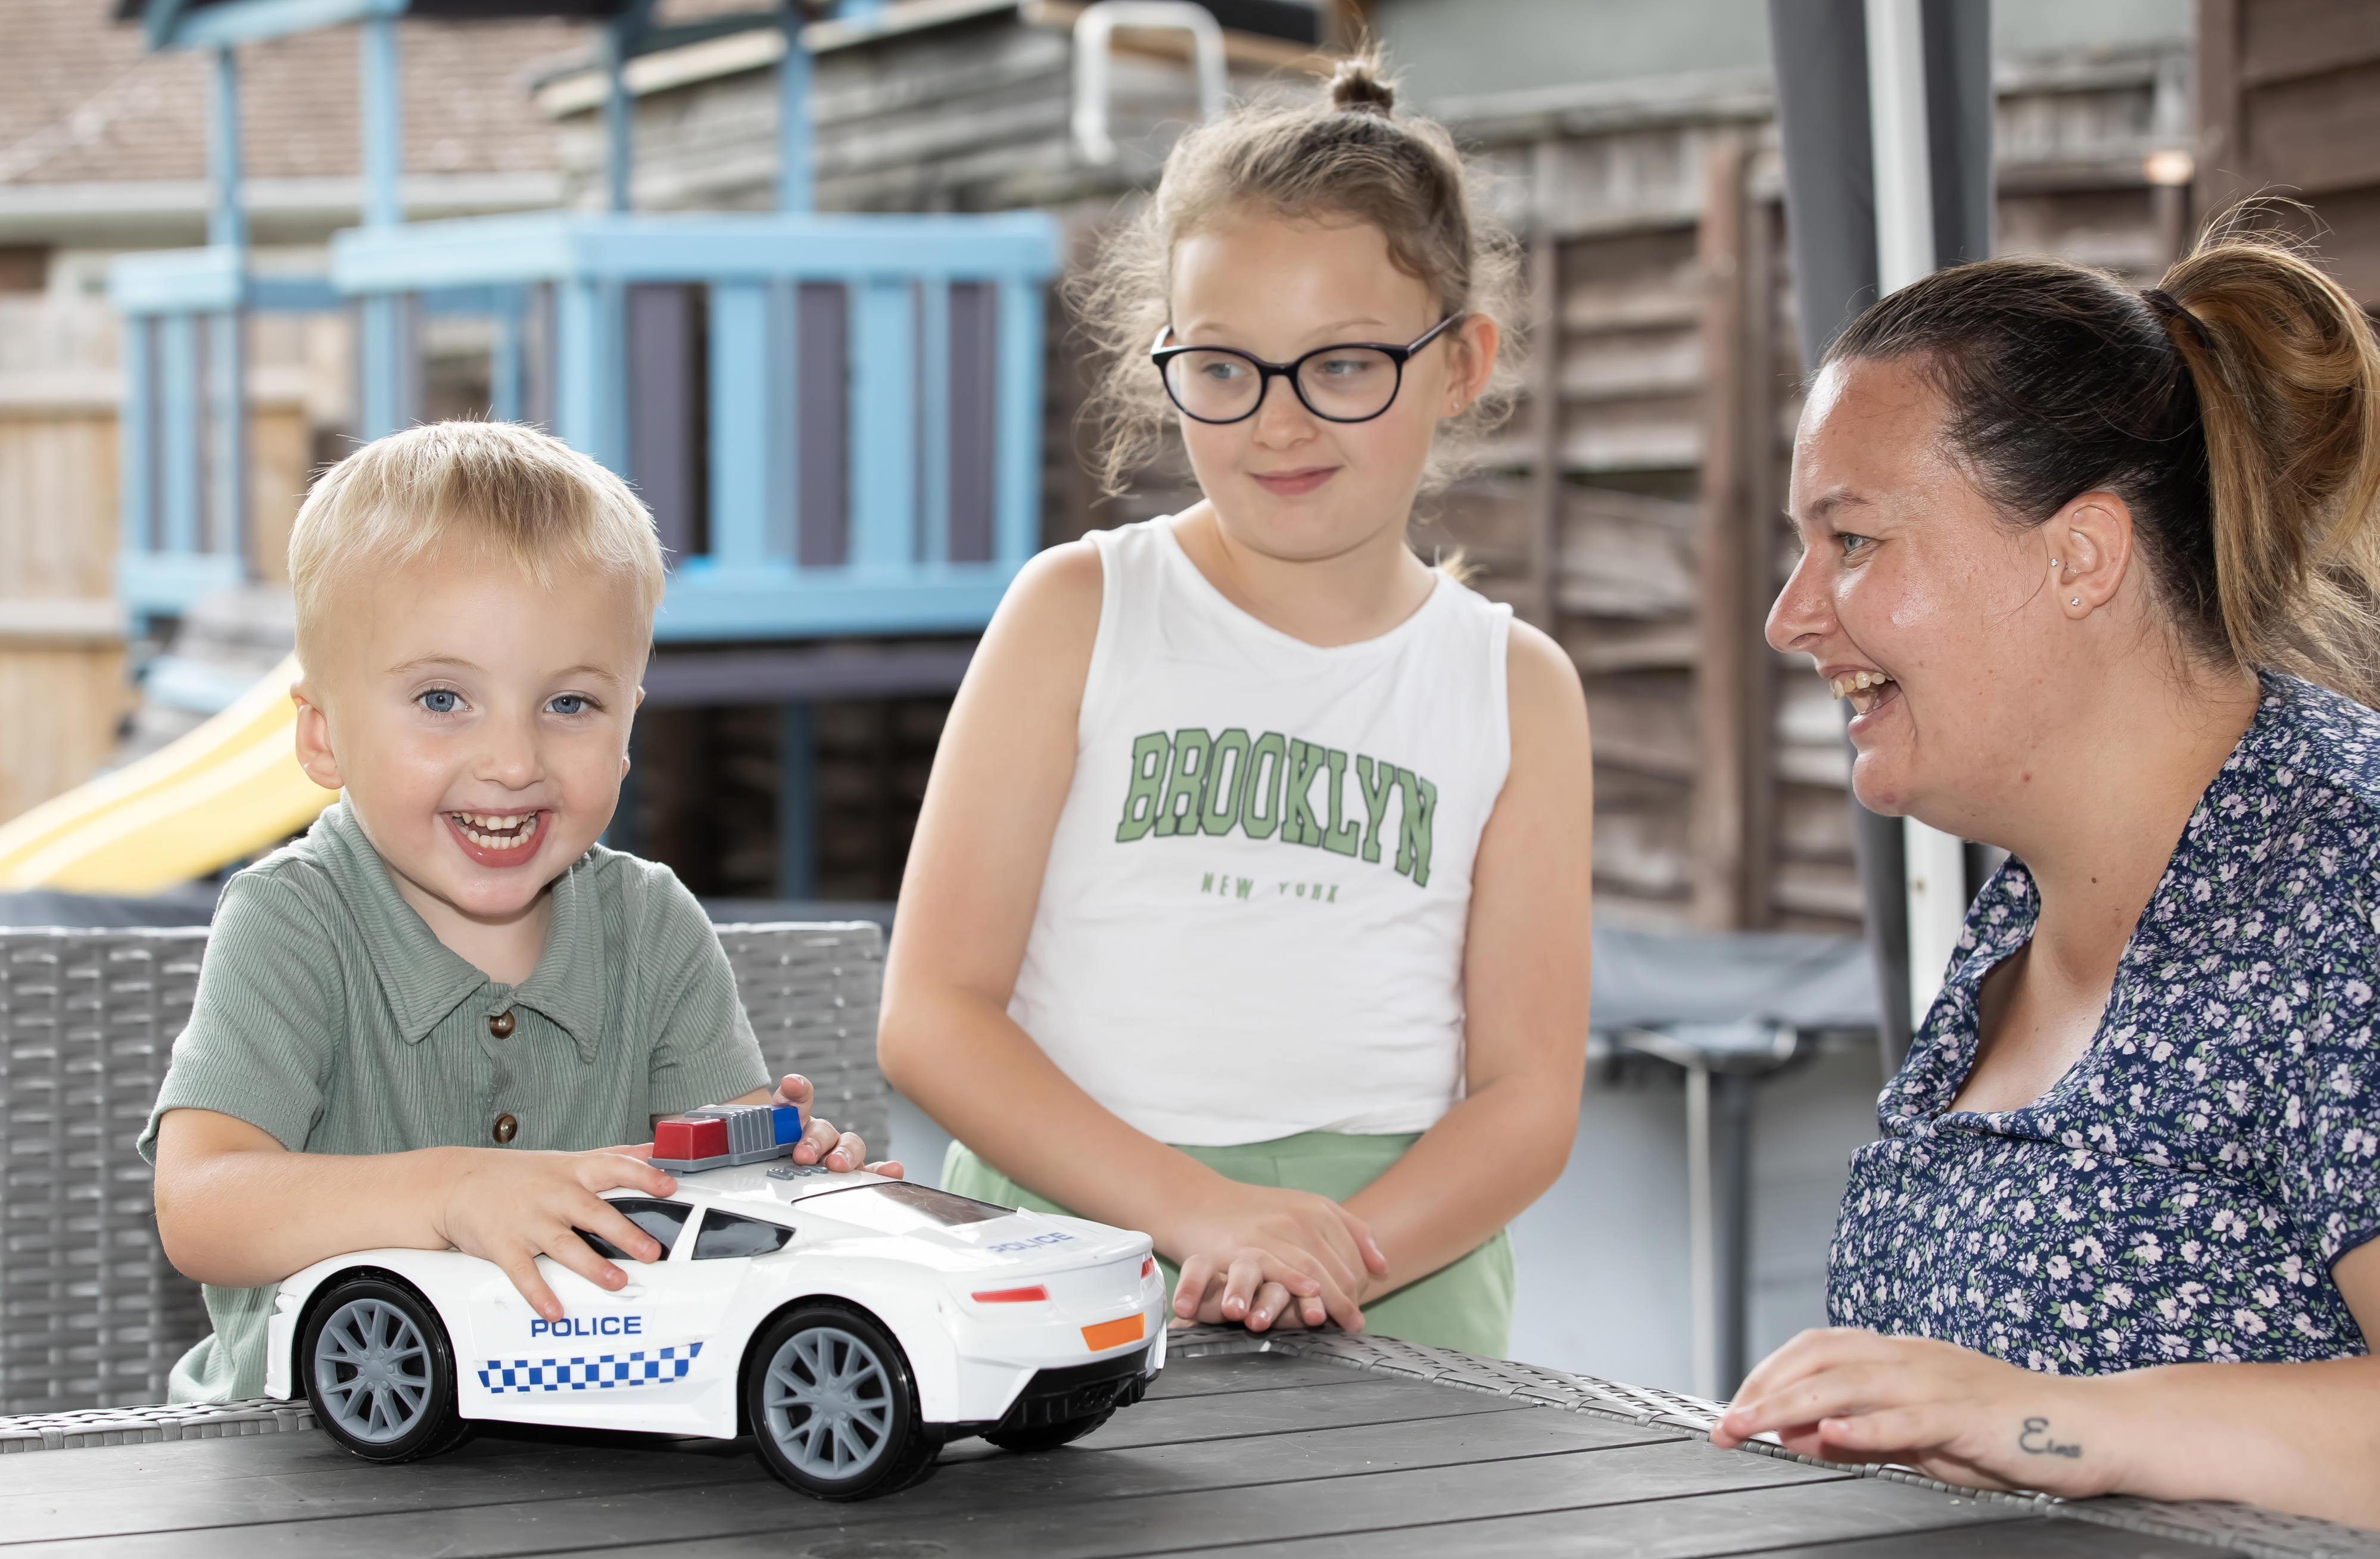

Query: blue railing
[[110, 247, 338, 618], [110, 207, 1060, 642]]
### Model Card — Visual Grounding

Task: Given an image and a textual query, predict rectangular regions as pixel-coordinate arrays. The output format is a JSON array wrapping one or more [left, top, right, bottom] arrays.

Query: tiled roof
[[0, 1, 593, 187]]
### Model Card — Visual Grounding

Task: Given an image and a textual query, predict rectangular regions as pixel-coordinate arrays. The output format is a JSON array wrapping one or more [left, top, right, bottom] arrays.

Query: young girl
[[877, 59, 1592, 1356]]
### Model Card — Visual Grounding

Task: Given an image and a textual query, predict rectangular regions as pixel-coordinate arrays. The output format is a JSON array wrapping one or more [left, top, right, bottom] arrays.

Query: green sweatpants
[[941, 1129, 1513, 1359]]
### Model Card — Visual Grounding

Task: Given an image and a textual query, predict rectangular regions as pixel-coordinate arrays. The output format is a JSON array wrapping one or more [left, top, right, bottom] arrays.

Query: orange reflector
[[1140, 1256, 1155, 1279], [971, 1285, 1049, 1303], [1082, 1313, 1145, 1352]]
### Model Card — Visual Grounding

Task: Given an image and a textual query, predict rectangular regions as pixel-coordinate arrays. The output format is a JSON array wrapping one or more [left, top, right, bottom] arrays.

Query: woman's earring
[[2071, 598, 2082, 607]]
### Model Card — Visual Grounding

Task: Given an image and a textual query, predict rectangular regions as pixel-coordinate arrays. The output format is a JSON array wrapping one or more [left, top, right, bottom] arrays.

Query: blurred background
[[0, 0, 2372, 1401]]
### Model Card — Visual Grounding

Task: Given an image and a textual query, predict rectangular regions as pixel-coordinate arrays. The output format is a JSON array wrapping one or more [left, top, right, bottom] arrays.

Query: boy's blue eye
[[548, 694, 588, 716], [419, 689, 461, 714]]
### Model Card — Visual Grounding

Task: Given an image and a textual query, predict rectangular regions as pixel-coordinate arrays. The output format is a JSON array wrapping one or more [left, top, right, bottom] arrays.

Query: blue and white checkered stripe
[[478, 1342, 703, 1393]]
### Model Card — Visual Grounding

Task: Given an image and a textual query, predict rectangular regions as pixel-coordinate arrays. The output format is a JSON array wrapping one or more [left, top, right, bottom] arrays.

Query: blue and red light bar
[[652, 1102, 803, 1173]]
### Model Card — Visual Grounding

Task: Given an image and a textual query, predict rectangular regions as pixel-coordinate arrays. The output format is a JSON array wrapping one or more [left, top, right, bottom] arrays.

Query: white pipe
[[1866, 0, 1969, 1033], [1865, 0, 1933, 294], [1904, 819, 1968, 1031], [1071, 1, 1229, 167]]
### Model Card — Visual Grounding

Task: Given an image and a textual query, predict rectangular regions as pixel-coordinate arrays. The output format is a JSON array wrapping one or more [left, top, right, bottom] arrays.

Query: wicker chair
[[0, 921, 887, 1415]]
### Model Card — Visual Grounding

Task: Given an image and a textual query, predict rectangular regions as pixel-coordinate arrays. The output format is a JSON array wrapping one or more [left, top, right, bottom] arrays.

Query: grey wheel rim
[[314, 1297, 434, 1443], [762, 1324, 895, 1480]]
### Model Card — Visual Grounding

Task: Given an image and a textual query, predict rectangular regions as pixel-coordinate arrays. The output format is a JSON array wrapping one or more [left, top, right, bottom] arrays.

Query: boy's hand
[[435, 1148, 681, 1324], [1165, 1185, 1389, 1334], [770, 1073, 905, 1179]]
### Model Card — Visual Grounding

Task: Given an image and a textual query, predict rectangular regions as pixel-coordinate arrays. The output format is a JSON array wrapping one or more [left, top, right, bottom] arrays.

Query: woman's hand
[[1164, 1184, 1388, 1333], [769, 1073, 905, 1178], [1712, 1329, 2122, 1499]]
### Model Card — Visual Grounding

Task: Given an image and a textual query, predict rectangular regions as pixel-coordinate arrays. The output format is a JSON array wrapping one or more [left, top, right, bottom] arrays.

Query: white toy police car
[[263, 1105, 1167, 1499]]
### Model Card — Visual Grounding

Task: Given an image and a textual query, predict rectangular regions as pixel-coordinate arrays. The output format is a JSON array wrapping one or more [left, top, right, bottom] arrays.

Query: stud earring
[[2071, 597, 2081, 607]]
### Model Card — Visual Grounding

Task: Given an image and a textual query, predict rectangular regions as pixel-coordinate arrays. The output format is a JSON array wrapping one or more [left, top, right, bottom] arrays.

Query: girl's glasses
[[1151, 316, 1463, 425]]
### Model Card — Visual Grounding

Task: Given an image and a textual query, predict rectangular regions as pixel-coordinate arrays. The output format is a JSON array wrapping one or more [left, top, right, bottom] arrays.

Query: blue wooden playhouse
[[106, 0, 1061, 893]]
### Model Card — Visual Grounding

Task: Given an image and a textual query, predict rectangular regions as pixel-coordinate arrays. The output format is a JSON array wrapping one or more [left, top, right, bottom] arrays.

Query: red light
[[655, 1117, 728, 1161], [971, 1285, 1049, 1303], [1140, 1257, 1155, 1279]]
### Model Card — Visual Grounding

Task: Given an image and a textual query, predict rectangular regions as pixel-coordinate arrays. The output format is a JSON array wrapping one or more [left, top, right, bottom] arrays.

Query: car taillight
[[1140, 1257, 1155, 1279], [971, 1285, 1049, 1303]]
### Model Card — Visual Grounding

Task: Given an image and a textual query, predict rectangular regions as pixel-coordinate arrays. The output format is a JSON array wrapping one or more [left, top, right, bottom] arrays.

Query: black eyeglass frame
[[1149, 314, 1465, 425]]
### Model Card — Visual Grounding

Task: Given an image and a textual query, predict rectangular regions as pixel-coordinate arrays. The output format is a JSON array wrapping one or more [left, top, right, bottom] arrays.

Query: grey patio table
[[2, 1326, 2370, 1559]]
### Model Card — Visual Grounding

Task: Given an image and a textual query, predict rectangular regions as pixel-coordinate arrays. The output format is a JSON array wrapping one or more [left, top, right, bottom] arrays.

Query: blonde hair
[[1073, 54, 1525, 498], [288, 420, 666, 673]]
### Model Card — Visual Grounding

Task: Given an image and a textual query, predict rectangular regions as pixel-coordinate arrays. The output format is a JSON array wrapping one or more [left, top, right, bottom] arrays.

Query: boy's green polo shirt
[[137, 801, 771, 1402]]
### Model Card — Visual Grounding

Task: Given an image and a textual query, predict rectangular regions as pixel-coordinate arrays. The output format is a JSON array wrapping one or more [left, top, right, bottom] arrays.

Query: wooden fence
[[0, 297, 322, 828]]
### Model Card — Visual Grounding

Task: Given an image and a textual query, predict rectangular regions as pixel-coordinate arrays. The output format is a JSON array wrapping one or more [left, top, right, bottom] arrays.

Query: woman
[[1710, 233, 2380, 1526]]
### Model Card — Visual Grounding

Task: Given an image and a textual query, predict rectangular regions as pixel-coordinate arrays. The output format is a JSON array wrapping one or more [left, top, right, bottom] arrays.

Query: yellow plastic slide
[[0, 652, 338, 895]]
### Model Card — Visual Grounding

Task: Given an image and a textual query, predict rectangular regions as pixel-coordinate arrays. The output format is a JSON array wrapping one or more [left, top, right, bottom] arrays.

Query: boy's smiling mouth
[[445, 810, 545, 868]]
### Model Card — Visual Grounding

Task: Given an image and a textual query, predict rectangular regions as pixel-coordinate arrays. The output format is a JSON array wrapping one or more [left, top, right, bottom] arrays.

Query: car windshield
[[575, 1198, 692, 1262], [799, 1181, 1015, 1233]]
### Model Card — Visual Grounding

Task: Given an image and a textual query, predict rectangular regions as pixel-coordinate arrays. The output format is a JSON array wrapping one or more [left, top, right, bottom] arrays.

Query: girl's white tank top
[[1009, 516, 1513, 1146]]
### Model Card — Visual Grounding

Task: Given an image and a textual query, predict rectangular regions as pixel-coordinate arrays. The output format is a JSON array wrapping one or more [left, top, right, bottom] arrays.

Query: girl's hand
[[1164, 1185, 1389, 1333], [771, 1073, 905, 1179], [1712, 1329, 2124, 1499], [434, 1146, 683, 1324]]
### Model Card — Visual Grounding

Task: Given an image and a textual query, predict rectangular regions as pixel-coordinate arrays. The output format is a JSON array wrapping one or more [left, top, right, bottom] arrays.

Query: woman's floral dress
[[1829, 673, 2379, 1372]]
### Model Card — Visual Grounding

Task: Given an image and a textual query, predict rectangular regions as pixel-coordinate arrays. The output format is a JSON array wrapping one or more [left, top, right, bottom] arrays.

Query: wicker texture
[[0, 921, 887, 1415], [715, 922, 889, 1154], [0, 930, 211, 1416], [0, 1396, 313, 1453]]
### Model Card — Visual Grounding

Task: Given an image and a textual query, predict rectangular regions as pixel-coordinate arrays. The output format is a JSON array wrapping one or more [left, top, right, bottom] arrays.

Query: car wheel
[[744, 1304, 940, 1500], [301, 1276, 472, 1464], [983, 1407, 1116, 1453]]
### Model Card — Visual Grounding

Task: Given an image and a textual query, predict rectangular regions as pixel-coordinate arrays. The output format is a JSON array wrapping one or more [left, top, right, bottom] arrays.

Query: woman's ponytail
[[2156, 234, 2380, 707]]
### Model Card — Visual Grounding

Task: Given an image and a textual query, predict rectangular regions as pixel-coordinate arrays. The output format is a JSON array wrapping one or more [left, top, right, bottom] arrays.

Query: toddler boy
[[141, 422, 889, 1402]]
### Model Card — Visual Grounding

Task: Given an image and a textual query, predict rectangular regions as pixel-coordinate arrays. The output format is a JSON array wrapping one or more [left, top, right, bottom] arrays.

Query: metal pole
[[1712, 1070, 1756, 1395], [777, 0, 813, 212], [779, 701, 817, 899], [1865, 0, 1933, 294], [1686, 1061, 1715, 1401], [1864, 0, 1965, 1033], [1868, 0, 1992, 1035], [1772, 0, 1992, 1070], [1768, 0, 1911, 1075]]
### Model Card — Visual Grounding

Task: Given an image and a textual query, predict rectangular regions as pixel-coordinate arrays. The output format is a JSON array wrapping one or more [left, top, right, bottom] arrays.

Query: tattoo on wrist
[[2018, 1416, 2082, 1459]]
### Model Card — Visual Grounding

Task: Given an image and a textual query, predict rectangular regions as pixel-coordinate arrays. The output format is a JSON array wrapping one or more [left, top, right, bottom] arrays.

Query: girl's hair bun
[[1327, 56, 1397, 118]]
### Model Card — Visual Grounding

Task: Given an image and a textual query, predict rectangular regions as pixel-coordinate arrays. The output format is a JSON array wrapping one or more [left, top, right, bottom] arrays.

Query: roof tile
[[0, 2, 591, 186]]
